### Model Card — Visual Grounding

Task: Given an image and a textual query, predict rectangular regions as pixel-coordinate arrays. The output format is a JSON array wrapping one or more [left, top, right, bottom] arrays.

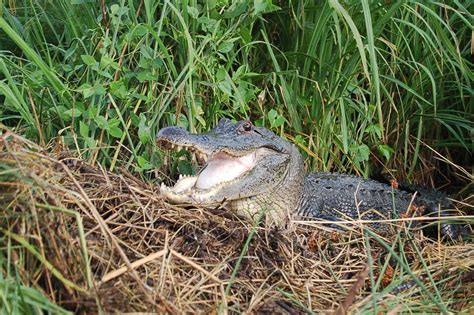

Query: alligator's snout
[[157, 126, 188, 139]]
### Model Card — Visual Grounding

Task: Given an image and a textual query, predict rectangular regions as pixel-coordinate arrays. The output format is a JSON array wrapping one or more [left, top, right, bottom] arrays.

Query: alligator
[[156, 118, 463, 239]]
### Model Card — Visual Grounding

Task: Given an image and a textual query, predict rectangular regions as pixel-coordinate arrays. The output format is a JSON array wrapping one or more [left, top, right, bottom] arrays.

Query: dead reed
[[0, 130, 472, 313]]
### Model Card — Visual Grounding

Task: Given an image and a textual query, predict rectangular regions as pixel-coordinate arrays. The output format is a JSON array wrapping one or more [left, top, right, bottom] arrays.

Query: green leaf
[[71, 0, 94, 4], [100, 55, 120, 70], [137, 71, 156, 82], [64, 47, 76, 60], [110, 4, 120, 15], [177, 114, 189, 129], [239, 26, 252, 44], [130, 112, 140, 127], [92, 83, 106, 96], [358, 145, 370, 161], [294, 134, 307, 147], [216, 68, 227, 82], [217, 81, 232, 96], [197, 17, 218, 32], [223, 3, 248, 18], [267, 109, 286, 128], [187, 6, 199, 19], [96, 69, 113, 79], [84, 136, 96, 148], [137, 156, 153, 170], [140, 45, 154, 59], [110, 81, 128, 99], [218, 41, 234, 53], [365, 124, 383, 138], [107, 118, 120, 127], [378, 144, 394, 161], [177, 159, 193, 175], [50, 105, 68, 121], [80, 82, 105, 98], [273, 116, 286, 128], [253, 0, 280, 16], [82, 87, 94, 98], [62, 64, 73, 73], [195, 115, 206, 127], [138, 114, 150, 145], [268, 109, 277, 123], [131, 24, 148, 38], [79, 121, 89, 138], [94, 115, 108, 129], [107, 126, 123, 138], [81, 54, 96, 66], [87, 107, 98, 118], [63, 108, 82, 118], [350, 143, 370, 164]]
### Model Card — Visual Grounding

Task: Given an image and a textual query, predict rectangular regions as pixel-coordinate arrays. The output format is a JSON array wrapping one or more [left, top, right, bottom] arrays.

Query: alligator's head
[[156, 118, 305, 226]]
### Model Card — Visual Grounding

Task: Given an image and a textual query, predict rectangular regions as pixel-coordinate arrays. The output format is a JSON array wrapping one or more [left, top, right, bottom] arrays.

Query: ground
[[0, 130, 473, 314]]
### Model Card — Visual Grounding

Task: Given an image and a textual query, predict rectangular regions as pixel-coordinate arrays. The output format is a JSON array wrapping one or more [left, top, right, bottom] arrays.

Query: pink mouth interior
[[195, 151, 256, 189]]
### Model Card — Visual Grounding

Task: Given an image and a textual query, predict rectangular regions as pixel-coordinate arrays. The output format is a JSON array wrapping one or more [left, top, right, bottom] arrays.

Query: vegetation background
[[0, 0, 472, 313], [1, 0, 472, 181]]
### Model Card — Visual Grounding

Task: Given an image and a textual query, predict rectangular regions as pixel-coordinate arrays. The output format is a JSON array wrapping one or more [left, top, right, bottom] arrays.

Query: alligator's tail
[[398, 183, 470, 240]]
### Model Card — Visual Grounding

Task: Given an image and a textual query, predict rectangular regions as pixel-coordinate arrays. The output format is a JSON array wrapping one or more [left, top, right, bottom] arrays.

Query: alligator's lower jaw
[[161, 174, 198, 194], [159, 172, 252, 205], [160, 175, 202, 204], [159, 150, 260, 204]]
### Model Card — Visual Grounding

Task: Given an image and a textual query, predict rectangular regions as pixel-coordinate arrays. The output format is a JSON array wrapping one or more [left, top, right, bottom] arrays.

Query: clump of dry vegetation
[[1, 130, 473, 314]]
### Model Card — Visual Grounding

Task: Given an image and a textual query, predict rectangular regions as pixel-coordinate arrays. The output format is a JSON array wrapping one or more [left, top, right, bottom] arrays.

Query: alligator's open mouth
[[159, 142, 263, 194], [156, 121, 291, 207]]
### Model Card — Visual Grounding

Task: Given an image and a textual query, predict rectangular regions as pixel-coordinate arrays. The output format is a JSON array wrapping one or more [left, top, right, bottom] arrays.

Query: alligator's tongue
[[196, 152, 255, 189]]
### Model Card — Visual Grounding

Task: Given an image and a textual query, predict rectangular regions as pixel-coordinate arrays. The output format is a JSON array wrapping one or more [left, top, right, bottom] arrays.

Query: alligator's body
[[157, 119, 461, 238]]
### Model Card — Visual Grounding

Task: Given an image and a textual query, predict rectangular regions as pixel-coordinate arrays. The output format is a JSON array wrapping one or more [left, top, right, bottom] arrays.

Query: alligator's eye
[[241, 121, 253, 132]]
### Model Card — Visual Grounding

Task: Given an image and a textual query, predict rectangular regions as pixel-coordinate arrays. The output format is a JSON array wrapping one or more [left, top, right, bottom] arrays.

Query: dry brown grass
[[0, 130, 473, 314]]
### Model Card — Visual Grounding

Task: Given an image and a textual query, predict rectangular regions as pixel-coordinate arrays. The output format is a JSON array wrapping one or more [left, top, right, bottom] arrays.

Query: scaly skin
[[157, 118, 462, 238]]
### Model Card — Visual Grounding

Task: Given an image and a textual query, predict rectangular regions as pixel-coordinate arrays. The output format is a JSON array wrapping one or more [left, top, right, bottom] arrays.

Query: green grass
[[0, 0, 472, 313], [0, 277, 71, 315], [0, 0, 471, 178]]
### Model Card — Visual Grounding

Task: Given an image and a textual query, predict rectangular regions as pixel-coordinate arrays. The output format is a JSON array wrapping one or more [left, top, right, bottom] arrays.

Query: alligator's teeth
[[179, 174, 183, 179], [171, 144, 176, 149], [196, 152, 203, 162], [197, 152, 209, 163]]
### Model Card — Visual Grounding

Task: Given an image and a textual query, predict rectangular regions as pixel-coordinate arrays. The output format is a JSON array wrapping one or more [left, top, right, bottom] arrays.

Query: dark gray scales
[[299, 173, 412, 221]]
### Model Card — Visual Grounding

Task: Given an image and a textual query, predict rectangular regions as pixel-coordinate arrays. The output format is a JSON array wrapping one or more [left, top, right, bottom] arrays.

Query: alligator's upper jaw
[[156, 126, 261, 158]]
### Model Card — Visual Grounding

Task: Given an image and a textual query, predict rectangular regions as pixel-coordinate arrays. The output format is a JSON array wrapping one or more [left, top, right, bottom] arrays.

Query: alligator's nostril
[[156, 126, 188, 139]]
